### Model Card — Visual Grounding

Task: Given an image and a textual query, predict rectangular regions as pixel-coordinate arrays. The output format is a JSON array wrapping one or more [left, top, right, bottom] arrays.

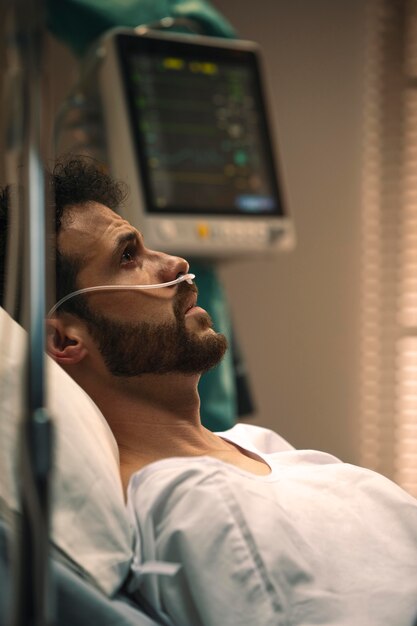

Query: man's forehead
[[59, 202, 135, 256], [63, 201, 126, 230]]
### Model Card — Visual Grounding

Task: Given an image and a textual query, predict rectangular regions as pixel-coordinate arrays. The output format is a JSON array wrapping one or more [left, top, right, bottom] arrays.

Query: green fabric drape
[[47, 0, 235, 56]]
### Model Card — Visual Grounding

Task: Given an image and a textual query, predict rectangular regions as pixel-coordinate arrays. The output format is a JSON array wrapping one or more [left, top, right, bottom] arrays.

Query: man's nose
[[154, 251, 190, 283]]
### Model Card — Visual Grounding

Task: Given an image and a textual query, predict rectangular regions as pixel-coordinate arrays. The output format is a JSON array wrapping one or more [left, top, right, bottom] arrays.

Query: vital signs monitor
[[96, 29, 294, 257]]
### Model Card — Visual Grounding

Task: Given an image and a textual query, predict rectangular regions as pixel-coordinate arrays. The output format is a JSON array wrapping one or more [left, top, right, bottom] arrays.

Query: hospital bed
[[0, 306, 164, 625], [0, 519, 159, 626]]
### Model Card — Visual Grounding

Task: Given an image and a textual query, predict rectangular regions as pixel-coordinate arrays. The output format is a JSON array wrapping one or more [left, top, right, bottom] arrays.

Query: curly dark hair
[[0, 158, 127, 316]]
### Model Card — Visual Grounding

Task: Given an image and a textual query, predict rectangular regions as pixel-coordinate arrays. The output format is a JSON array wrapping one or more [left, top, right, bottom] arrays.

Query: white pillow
[[0, 307, 132, 595]]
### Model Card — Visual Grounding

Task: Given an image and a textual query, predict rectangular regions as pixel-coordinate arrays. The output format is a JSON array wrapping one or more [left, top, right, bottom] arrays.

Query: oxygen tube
[[47, 273, 196, 316]]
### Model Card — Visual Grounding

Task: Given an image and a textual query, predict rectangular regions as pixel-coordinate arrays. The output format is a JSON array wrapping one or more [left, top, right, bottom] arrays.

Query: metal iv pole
[[4, 0, 54, 624]]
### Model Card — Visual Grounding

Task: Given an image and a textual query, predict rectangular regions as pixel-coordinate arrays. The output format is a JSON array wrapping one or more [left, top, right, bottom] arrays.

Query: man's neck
[[70, 369, 230, 490]]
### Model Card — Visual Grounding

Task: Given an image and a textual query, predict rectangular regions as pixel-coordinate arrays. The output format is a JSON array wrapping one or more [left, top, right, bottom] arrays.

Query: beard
[[79, 283, 228, 377]]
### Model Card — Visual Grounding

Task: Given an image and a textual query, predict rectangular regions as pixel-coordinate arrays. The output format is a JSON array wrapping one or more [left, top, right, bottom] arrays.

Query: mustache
[[174, 280, 198, 312]]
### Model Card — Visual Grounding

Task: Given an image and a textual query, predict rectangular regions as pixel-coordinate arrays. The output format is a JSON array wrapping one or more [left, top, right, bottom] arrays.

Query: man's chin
[[177, 330, 228, 374]]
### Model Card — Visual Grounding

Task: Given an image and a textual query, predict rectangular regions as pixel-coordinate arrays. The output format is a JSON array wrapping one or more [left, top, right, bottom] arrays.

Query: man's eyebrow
[[111, 230, 142, 262]]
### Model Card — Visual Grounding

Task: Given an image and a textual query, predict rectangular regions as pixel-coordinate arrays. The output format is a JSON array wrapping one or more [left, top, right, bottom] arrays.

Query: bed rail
[[3, 0, 55, 624]]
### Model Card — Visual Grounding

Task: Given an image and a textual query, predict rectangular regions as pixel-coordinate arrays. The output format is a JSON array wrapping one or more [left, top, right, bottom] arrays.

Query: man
[[2, 159, 417, 626], [38, 161, 269, 494]]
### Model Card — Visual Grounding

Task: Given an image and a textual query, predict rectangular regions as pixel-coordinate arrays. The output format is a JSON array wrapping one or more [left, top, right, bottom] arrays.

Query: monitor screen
[[116, 33, 285, 217]]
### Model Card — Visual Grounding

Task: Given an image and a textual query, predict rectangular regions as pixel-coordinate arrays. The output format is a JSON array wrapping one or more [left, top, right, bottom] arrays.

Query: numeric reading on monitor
[[125, 49, 280, 215]]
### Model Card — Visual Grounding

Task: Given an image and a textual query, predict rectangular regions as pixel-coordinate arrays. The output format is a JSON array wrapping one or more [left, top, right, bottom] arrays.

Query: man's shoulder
[[216, 422, 295, 455]]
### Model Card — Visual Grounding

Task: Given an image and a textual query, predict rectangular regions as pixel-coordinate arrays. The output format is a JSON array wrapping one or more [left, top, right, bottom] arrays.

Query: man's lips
[[185, 305, 206, 317]]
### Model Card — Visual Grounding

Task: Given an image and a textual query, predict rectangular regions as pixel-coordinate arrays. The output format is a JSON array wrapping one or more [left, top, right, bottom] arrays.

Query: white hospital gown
[[127, 424, 417, 626]]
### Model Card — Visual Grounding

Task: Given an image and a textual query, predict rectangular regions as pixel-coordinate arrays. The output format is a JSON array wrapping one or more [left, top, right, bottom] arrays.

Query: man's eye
[[121, 246, 137, 265]]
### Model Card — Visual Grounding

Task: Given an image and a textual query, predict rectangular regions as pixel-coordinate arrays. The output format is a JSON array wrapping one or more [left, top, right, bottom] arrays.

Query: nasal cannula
[[47, 273, 195, 317]]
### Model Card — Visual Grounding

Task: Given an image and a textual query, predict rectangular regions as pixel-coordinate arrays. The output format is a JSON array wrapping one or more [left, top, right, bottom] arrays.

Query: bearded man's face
[[56, 202, 227, 378]]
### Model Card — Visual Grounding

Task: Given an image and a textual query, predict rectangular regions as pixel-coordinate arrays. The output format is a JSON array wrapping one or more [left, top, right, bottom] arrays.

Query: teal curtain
[[192, 262, 237, 431], [47, 0, 235, 56]]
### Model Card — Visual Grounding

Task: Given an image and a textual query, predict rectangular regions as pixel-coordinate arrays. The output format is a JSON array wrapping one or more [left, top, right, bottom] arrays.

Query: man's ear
[[46, 317, 88, 365]]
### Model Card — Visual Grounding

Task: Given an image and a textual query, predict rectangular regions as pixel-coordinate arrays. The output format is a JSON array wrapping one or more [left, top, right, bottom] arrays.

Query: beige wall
[[1, 0, 368, 464], [215, 0, 366, 463]]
